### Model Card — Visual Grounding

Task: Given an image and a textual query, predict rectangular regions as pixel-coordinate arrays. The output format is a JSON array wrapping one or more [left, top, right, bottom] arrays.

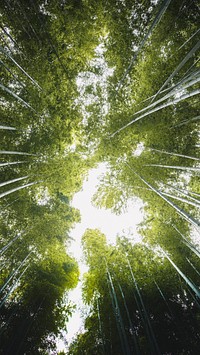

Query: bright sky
[[58, 163, 144, 350]]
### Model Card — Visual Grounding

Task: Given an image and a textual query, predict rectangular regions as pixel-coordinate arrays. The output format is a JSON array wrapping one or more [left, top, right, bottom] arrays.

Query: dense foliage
[[0, 0, 199, 354]]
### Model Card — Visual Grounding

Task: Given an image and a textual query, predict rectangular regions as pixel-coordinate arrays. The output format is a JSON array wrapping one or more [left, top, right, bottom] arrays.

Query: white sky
[[58, 163, 144, 350]]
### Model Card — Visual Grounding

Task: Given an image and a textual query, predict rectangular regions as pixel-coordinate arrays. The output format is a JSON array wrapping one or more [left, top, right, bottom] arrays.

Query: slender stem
[[162, 249, 200, 298], [164, 183, 200, 203], [0, 45, 42, 90], [126, 164, 200, 229], [152, 40, 200, 102], [149, 148, 200, 161], [172, 225, 200, 258], [0, 181, 39, 199], [186, 258, 200, 277], [0, 125, 16, 130], [116, 0, 172, 91], [0, 150, 36, 156], [161, 191, 200, 208], [0, 83, 37, 112], [171, 115, 200, 128], [0, 264, 29, 309], [111, 89, 200, 136], [144, 164, 200, 172], [0, 176, 29, 188], [0, 59, 26, 88], [0, 161, 27, 167]]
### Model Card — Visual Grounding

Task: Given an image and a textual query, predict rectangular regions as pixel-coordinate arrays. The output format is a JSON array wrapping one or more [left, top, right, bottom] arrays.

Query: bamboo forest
[[0, 0, 200, 354]]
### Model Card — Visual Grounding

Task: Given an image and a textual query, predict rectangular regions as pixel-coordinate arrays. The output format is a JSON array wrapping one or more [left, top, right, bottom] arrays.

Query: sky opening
[[62, 163, 144, 347]]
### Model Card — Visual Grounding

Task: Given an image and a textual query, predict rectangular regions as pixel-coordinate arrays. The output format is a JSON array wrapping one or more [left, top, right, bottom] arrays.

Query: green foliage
[[70, 231, 200, 354]]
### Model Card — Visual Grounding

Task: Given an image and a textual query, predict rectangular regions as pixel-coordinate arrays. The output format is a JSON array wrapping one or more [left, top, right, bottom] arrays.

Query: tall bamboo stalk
[[144, 164, 200, 173], [0, 125, 16, 130], [0, 234, 22, 255], [172, 225, 200, 258], [0, 25, 22, 52], [164, 183, 200, 203], [132, 71, 200, 118], [0, 176, 29, 188], [0, 161, 27, 167], [177, 29, 200, 51], [117, 281, 140, 355], [126, 256, 160, 355], [111, 89, 200, 136], [106, 275, 128, 355], [186, 258, 200, 277], [96, 296, 106, 355], [0, 252, 31, 294], [0, 59, 26, 88], [171, 115, 200, 128], [162, 249, 200, 298], [0, 264, 29, 309], [0, 45, 42, 90], [149, 148, 200, 161], [105, 260, 131, 355], [161, 191, 200, 208], [0, 181, 39, 199], [117, 0, 172, 90], [126, 164, 200, 230], [0, 83, 37, 111], [152, 40, 200, 102], [0, 150, 36, 156], [154, 280, 174, 319]]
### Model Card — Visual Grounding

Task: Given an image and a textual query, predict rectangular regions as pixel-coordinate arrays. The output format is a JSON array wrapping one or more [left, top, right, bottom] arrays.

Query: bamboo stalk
[[161, 191, 200, 208], [164, 183, 200, 204], [0, 181, 38, 199], [117, 0, 172, 90], [0, 83, 37, 111], [0, 252, 31, 294], [0, 150, 36, 156], [171, 115, 200, 128], [0, 176, 29, 188], [126, 256, 160, 355], [0, 45, 42, 90], [0, 125, 16, 130], [152, 40, 200, 102], [0, 264, 29, 309], [144, 164, 200, 172], [111, 89, 200, 136], [126, 164, 200, 229], [162, 249, 200, 298], [149, 148, 200, 161], [0, 161, 27, 167], [0, 59, 26, 88], [172, 225, 200, 258]]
